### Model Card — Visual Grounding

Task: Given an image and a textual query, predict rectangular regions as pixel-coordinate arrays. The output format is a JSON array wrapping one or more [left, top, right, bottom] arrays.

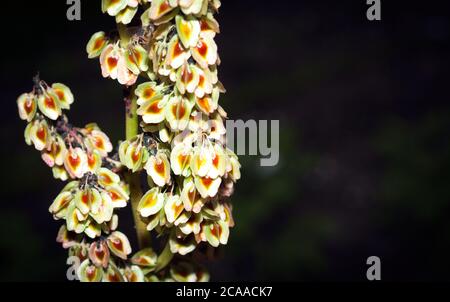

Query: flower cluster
[[16, 78, 136, 281], [109, 0, 240, 258], [87, 30, 150, 85], [85, 0, 240, 281], [49, 170, 129, 238], [57, 226, 138, 281], [59, 225, 208, 281], [18, 77, 113, 181]]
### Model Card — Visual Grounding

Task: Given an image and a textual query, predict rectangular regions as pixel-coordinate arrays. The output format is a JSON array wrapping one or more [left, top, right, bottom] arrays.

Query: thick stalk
[[118, 23, 151, 249]]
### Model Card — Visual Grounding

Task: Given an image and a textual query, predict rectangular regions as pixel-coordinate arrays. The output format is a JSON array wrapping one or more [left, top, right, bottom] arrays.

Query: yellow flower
[[145, 152, 171, 187]]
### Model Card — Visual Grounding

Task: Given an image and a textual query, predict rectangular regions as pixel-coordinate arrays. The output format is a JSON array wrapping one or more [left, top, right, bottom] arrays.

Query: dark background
[[1, 0, 450, 281]]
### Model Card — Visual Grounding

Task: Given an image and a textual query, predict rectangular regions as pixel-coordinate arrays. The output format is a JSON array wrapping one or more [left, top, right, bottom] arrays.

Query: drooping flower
[[100, 43, 138, 85], [86, 31, 109, 59], [17, 93, 37, 122], [137, 187, 164, 217], [64, 147, 88, 179], [49, 170, 129, 238], [102, 0, 142, 24]]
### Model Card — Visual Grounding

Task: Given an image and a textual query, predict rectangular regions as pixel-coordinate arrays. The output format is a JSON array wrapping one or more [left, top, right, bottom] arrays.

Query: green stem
[[118, 23, 151, 250]]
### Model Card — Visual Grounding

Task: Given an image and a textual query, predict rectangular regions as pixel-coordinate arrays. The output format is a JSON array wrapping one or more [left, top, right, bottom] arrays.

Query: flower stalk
[[119, 23, 151, 251]]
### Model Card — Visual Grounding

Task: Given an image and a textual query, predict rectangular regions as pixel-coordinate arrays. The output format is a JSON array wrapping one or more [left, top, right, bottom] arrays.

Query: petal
[[227, 149, 241, 182], [52, 136, 67, 166], [165, 95, 193, 131], [190, 146, 212, 177], [117, 55, 138, 85], [86, 31, 108, 59], [149, 0, 174, 21], [56, 225, 80, 249], [41, 150, 56, 167], [164, 195, 184, 224], [66, 204, 88, 234], [106, 184, 129, 208], [37, 92, 61, 120], [180, 0, 203, 15], [49, 191, 73, 218], [103, 262, 125, 282], [203, 222, 219, 247], [24, 121, 33, 146], [169, 234, 196, 255], [179, 213, 203, 235], [97, 167, 120, 187], [135, 82, 160, 104], [118, 139, 130, 166], [126, 44, 148, 73], [192, 197, 206, 214], [89, 130, 113, 156], [146, 214, 161, 231], [52, 83, 74, 110], [107, 231, 132, 260], [86, 150, 102, 173], [75, 188, 101, 215], [138, 187, 164, 217], [105, 0, 128, 16], [131, 248, 158, 268], [176, 64, 200, 94], [194, 69, 213, 98], [100, 45, 119, 79], [176, 15, 201, 49], [30, 120, 49, 151], [174, 207, 190, 225], [64, 148, 88, 179], [178, 0, 194, 8], [137, 95, 167, 124], [84, 222, 102, 239], [207, 143, 227, 179], [89, 241, 110, 268], [192, 37, 218, 69], [180, 178, 203, 212], [223, 202, 235, 228], [123, 265, 145, 282], [52, 165, 69, 181], [166, 35, 191, 69], [199, 13, 220, 39], [194, 176, 221, 198], [170, 261, 209, 282], [116, 5, 138, 24], [208, 112, 226, 140], [90, 192, 114, 224], [170, 143, 192, 177], [195, 94, 217, 114], [125, 143, 148, 172]]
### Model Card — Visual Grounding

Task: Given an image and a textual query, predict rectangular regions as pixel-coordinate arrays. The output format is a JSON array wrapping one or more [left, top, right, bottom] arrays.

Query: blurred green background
[[1, 0, 450, 281]]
